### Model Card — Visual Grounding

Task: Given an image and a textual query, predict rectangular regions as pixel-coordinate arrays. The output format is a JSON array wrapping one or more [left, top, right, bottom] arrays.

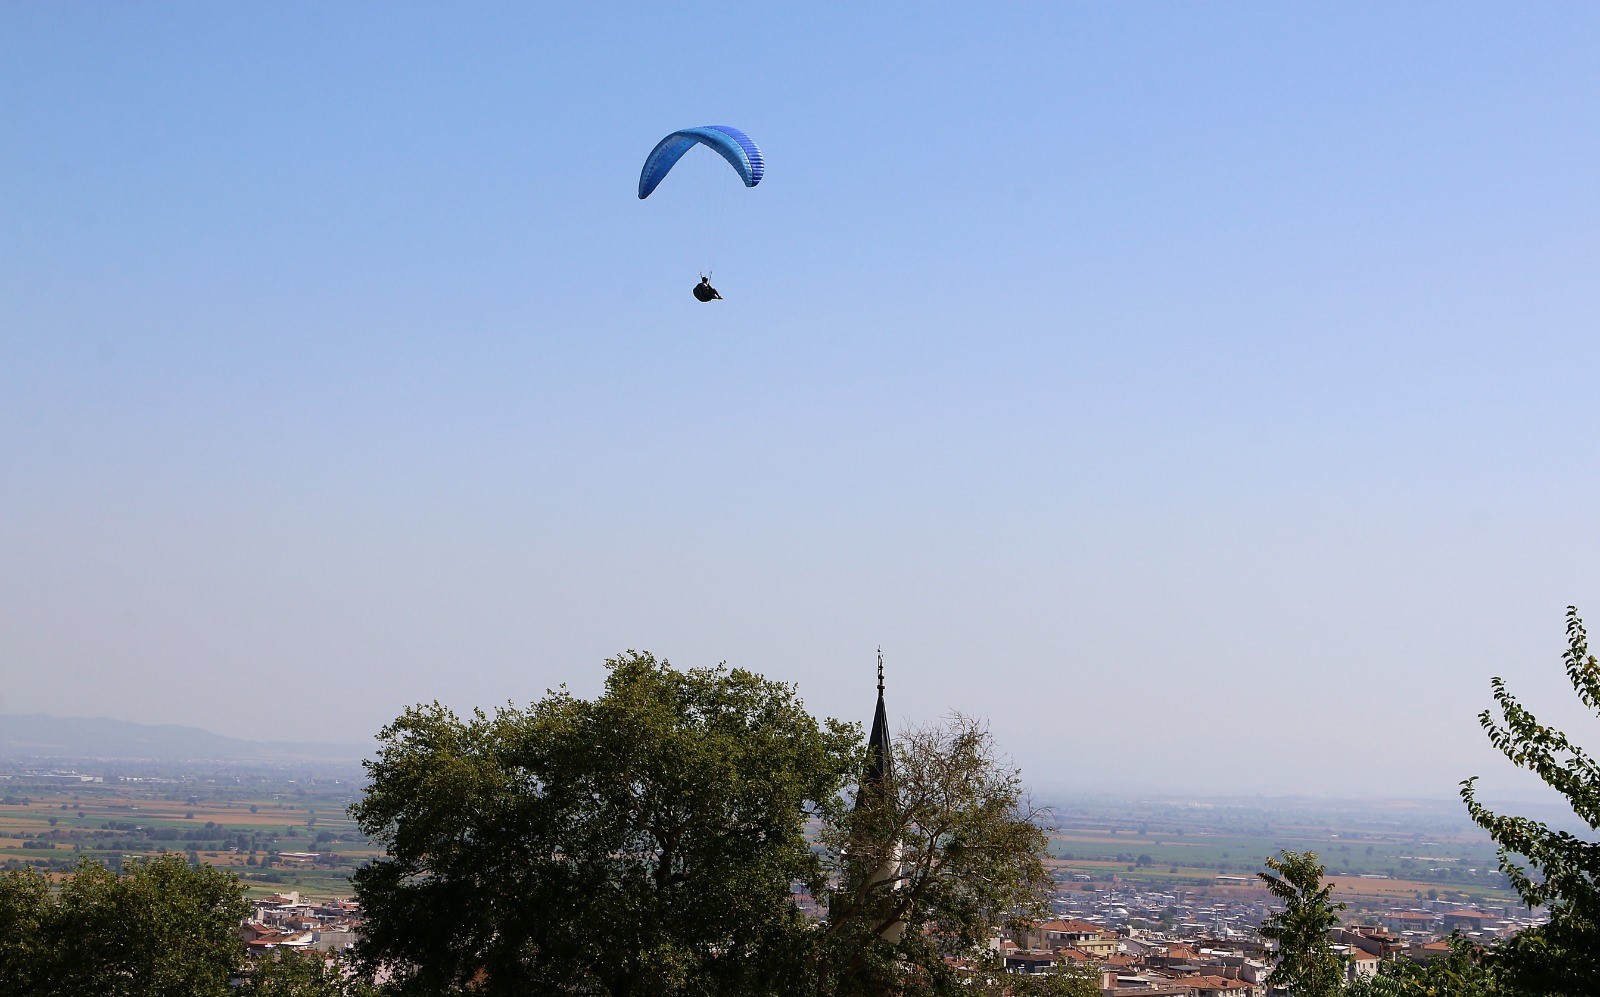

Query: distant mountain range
[[0, 713, 370, 764]]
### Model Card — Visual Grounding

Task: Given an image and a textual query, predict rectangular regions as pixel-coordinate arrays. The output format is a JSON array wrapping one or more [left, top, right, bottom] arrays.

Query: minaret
[[852, 648, 904, 943], [856, 649, 893, 811]]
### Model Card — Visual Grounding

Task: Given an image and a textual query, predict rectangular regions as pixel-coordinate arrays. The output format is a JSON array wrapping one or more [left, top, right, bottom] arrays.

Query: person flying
[[693, 275, 723, 302]]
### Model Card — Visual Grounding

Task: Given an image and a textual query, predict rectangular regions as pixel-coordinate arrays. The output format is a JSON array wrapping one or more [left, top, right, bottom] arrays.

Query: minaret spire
[[832, 647, 906, 942], [856, 645, 905, 943], [858, 648, 893, 807]]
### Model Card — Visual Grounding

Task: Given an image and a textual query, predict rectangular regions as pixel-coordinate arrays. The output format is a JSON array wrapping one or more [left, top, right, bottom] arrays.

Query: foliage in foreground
[[1462, 606, 1600, 997], [0, 854, 249, 997], [350, 651, 860, 997]]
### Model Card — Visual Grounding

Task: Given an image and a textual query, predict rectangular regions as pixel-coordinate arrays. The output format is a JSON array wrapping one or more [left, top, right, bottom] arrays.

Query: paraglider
[[693, 275, 722, 302], [639, 125, 763, 300]]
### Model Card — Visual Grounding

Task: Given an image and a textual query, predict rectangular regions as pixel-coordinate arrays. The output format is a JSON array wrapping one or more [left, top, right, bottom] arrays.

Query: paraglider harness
[[693, 274, 723, 302]]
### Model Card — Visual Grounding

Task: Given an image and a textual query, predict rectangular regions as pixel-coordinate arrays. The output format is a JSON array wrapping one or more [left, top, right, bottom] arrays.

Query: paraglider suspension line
[[705, 178, 729, 278]]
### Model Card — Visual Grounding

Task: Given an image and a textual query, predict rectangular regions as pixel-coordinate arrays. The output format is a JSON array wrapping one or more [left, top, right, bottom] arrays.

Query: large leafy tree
[[1461, 606, 1600, 996], [815, 716, 1056, 997], [350, 651, 859, 997], [52, 854, 250, 997], [0, 854, 250, 997], [1258, 850, 1345, 997]]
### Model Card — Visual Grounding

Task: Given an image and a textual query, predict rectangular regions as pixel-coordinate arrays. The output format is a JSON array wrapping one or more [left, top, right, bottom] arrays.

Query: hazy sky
[[3, 4, 1598, 799]]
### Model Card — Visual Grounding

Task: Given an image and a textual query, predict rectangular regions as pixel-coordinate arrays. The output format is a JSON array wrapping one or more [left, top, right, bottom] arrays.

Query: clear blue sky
[[3, 3, 1597, 796]]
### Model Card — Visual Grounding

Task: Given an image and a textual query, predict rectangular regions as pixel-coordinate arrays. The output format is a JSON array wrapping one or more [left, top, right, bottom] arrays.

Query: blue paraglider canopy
[[638, 125, 764, 199]]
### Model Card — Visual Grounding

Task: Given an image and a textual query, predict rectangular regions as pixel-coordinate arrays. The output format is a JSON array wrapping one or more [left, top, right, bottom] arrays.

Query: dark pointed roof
[[855, 649, 893, 809]]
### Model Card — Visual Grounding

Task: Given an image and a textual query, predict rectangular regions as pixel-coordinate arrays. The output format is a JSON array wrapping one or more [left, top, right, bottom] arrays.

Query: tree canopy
[[350, 651, 859, 997], [0, 854, 249, 997]]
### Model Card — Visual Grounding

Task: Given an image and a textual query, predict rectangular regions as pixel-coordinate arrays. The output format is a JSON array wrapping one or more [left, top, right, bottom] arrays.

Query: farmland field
[[0, 761, 371, 900], [1041, 793, 1519, 909]]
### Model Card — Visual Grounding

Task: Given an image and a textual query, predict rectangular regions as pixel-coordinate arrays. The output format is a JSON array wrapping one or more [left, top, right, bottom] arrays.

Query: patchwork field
[[1041, 794, 1518, 908], [0, 764, 371, 900]]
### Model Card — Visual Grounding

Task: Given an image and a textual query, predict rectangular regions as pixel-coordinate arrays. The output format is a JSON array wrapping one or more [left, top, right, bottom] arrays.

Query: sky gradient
[[3, 3, 1599, 798]]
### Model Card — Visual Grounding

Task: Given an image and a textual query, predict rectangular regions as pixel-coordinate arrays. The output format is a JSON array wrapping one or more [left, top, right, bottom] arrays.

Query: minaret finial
[[877, 646, 884, 696]]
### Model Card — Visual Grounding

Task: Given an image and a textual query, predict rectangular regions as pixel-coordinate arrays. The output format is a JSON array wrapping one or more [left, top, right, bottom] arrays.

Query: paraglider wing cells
[[639, 125, 764, 199]]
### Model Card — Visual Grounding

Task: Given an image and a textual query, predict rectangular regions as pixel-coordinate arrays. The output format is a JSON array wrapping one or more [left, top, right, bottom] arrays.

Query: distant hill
[[0, 713, 370, 764]]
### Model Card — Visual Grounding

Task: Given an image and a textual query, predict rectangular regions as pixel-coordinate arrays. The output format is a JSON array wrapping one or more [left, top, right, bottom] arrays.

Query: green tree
[[5, 854, 250, 997], [350, 651, 859, 997], [1258, 850, 1345, 997], [1461, 606, 1600, 997], [238, 950, 381, 997], [815, 716, 1055, 997]]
